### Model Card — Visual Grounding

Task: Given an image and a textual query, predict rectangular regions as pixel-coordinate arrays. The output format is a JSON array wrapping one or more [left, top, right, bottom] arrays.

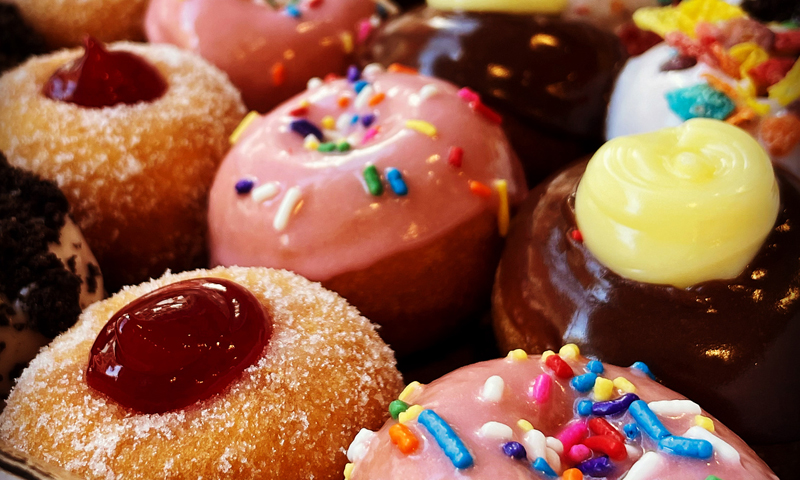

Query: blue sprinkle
[[376, 3, 388, 18], [361, 113, 376, 127], [418, 409, 473, 469], [354, 80, 369, 94], [351, 115, 360, 125], [235, 179, 254, 195], [386, 168, 408, 196], [347, 65, 361, 83], [623, 423, 640, 440], [631, 362, 656, 380], [531, 457, 557, 478], [577, 399, 593, 417], [629, 400, 672, 440], [290, 119, 323, 141], [570, 373, 597, 393], [502, 441, 527, 460], [587, 360, 604, 374], [576, 456, 614, 477], [659, 436, 713, 459], [284, 4, 301, 17], [592, 393, 639, 416], [665, 84, 735, 121]]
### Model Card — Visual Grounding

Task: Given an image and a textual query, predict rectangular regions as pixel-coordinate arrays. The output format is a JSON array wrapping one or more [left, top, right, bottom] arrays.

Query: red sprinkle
[[469, 100, 503, 124], [448, 146, 464, 168], [588, 418, 626, 443], [457, 87, 480, 103], [308, 0, 323, 7], [324, 73, 340, 82], [469, 180, 492, 198], [583, 435, 628, 461], [272, 62, 286, 86], [545, 354, 574, 379], [289, 106, 309, 117], [570, 229, 583, 242], [387, 63, 418, 74]]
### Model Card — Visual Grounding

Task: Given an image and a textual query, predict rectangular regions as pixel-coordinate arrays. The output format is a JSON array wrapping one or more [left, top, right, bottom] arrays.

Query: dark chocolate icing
[[359, 7, 627, 186], [493, 159, 800, 449]]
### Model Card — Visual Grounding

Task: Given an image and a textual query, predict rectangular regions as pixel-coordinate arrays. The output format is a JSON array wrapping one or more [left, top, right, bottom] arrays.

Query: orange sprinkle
[[761, 114, 800, 157], [388, 63, 418, 74], [701, 73, 740, 101], [368, 92, 386, 107], [725, 107, 757, 127], [469, 180, 492, 198], [710, 43, 742, 80], [562, 468, 584, 480], [338, 96, 350, 108], [388, 423, 419, 454], [271, 62, 286, 87], [610, 0, 625, 14]]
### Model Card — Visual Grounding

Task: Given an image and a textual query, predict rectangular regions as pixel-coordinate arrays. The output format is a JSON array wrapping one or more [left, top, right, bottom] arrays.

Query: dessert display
[[358, 0, 628, 185], [0, 154, 103, 397], [0, 39, 246, 292], [0, 266, 404, 479], [346, 347, 777, 479], [606, 0, 800, 176], [0, 2, 48, 74], [492, 119, 799, 470], [145, 0, 392, 113], [208, 67, 526, 354]]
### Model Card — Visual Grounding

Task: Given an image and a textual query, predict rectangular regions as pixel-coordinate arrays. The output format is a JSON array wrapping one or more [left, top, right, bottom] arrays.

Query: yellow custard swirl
[[427, 0, 567, 14], [575, 119, 779, 288]]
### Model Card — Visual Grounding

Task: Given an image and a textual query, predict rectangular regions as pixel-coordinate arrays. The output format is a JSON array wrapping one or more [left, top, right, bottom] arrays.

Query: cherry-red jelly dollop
[[43, 36, 167, 108], [86, 278, 271, 413]]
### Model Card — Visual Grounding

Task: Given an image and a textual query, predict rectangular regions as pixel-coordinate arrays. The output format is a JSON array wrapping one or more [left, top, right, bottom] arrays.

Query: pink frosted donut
[[208, 67, 527, 353], [347, 348, 777, 480], [145, 0, 387, 112]]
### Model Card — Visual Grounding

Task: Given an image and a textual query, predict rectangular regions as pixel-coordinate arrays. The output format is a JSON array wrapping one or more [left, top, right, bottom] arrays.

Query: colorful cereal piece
[[665, 84, 736, 121]]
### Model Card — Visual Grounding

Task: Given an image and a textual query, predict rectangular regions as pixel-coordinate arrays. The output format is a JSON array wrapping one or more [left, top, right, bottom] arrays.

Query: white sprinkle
[[369, 14, 381, 27], [336, 113, 353, 132], [307, 77, 323, 90], [624, 451, 665, 480], [273, 186, 302, 231], [684, 426, 740, 463], [648, 399, 701, 416], [419, 84, 439, 100], [251, 182, 280, 203], [626, 444, 642, 461], [478, 422, 513, 440], [303, 134, 320, 150], [522, 429, 546, 460], [545, 447, 561, 473], [362, 63, 384, 80], [480, 375, 504, 402], [546, 436, 563, 455], [347, 429, 376, 462], [354, 85, 374, 110]]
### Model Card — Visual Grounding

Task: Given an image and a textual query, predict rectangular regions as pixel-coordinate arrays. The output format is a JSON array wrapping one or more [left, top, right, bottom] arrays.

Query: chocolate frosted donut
[[360, 6, 627, 185]]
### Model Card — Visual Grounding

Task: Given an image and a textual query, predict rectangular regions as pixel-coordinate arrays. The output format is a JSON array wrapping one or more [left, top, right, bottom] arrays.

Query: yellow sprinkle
[[398, 381, 421, 402], [299, 99, 310, 108], [340, 32, 354, 54], [344, 463, 354, 480], [303, 135, 320, 151], [593, 377, 614, 401], [695, 415, 715, 432], [507, 349, 528, 361], [495, 179, 509, 237], [322, 115, 335, 130], [517, 419, 534, 432], [229, 111, 259, 145], [399, 404, 423, 424], [558, 344, 580, 359], [541, 350, 555, 362], [612, 377, 637, 394], [633, 0, 745, 38], [405, 119, 438, 138], [769, 58, 800, 106]]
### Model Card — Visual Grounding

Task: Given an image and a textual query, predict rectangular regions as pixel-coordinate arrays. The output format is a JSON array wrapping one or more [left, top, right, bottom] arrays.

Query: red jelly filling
[[87, 278, 271, 413], [43, 36, 167, 108]]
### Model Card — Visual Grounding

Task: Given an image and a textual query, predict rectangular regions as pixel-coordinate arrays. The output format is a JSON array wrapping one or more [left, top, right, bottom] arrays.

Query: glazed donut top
[[209, 67, 526, 280], [347, 347, 777, 479]]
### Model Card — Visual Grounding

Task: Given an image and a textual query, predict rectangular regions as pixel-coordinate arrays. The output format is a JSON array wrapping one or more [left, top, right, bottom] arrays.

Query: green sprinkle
[[389, 400, 409, 420], [705, 477, 723, 480], [317, 142, 336, 152], [336, 141, 351, 152], [363, 164, 383, 196]]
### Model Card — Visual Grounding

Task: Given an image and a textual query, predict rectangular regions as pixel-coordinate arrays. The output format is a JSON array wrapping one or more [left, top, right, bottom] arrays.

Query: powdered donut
[[0, 266, 403, 480]]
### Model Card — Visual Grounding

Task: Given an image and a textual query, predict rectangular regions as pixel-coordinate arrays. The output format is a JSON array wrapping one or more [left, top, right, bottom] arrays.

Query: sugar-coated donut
[[0, 41, 246, 292], [346, 347, 776, 479], [208, 67, 526, 354], [0, 266, 403, 480], [146, 0, 391, 113]]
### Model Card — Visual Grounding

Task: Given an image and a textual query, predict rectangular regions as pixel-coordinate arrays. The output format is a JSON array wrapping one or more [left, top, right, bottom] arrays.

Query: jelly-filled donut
[[359, 0, 627, 185], [0, 154, 103, 397], [346, 347, 777, 479], [0, 266, 403, 480], [492, 119, 799, 473], [0, 39, 246, 292], [209, 67, 526, 354], [146, 0, 392, 113], [606, 0, 800, 176]]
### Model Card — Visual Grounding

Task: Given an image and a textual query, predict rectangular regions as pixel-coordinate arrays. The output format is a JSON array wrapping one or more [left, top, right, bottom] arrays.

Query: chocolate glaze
[[359, 7, 627, 186], [493, 160, 800, 450]]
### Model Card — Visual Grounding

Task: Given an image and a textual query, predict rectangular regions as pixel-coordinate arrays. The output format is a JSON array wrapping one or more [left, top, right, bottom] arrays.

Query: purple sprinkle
[[592, 393, 640, 417], [660, 54, 698, 72], [361, 113, 376, 127], [290, 119, 323, 141], [502, 441, 526, 460], [576, 456, 613, 477], [235, 179, 254, 195], [347, 65, 361, 83]]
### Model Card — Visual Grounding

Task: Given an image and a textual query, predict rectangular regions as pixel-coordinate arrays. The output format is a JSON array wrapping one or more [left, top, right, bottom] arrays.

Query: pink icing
[[145, 0, 378, 112], [350, 355, 777, 479], [208, 71, 525, 281]]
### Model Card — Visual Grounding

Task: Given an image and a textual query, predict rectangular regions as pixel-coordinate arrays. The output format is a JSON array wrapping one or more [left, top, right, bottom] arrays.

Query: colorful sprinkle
[[665, 84, 736, 121], [586, 360, 604, 374], [289, 104, 309, 117], [648, 399, 701, 416], [522, 429, 547, 459], [631, 361, 656, 380], [417, 409, 474, 469], [593, 377, 614, 401], [229, 111, 260, 145], [336, 140, 351, 152], [559, 344, 580, 359], [354, 85, 374, 109], [251, 182, 280, 203], [545, 354, 574, 379], [531, 373, 552, 404], [588, 417, 626, 443], [357, 19, 374, 43], [517, 419, 534, 432], [398, 404, 423, 424], [271, 62, 286, 86], [307, 77, 323, 89], [576, 400, 593, 416], [419, 84, 439, 100], [389, 400, 409, 420], [613, 376, 637, 394], [405, 119, 437, 137], [317, 142, 336, 153], [695, 415, 715, 432], [369, 92, 386, 107], [570, 373, 597, 393], [361, 113, 376, 127], [343, 462, 354, 480], [629, 400, 672, 440], [389, 423, 419, 454], [273, 186, 302, 231], [570, 229, 583, 242], [625, 451, 664, 479], [479, 421, 513, 440], [284, 4, 300, 17], [347, 65, 361, 83], [340, 32, 354, 53], [448, 146, 464, 167], [290, 118, 323, 141], [684, 426, 740, 462], [362, 126, 380, 144], [303, 134, 320, 150], [321, 115, 335, 130], [458, 87, 480, 103], [567, 444, 592, 464], [470, 100, 503, 124], [584, 434, 628, 461], [576, 455, 613, 477], [399, 382, 420, 402], [480, 375, 505, 402], [592, 393, 640, 416], [495, 179, 510, 237], [503, 441, 527, 460], [532, 457, 558, 478], [507, 349, 528, 361], [235, 178, 255, 195], [384, 168, 407, 195], [363, 164, 383, 196], [338, 96, 351, 108], [658, 436, 713, 459], [387, 63, 418, 74], [562, 468, 584, 480], [624, 423, 641, 440], [346, 428, 376, 462], [353, 80, 369, 94], [556, 422, 588, 453]]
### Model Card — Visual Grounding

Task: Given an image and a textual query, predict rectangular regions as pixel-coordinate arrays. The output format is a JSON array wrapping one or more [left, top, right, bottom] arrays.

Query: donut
[[0, 2, 48, 74], [0, 39, 246, 292], [491, 119, 799, 474], [606, 0, 800, 177], [0, 266, 403, 480], [358, 0, 627, 185], [0, 153, 104, 397], [563, 0, 659, 31], [346, 346, 777, 479], [208, 66, 526, 354], [145, 0, 394, 113]]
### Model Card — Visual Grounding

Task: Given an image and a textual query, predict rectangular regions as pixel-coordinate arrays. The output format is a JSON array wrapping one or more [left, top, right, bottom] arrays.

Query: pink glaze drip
[[145, 0, 377, 112], [350, 356, 777, 480], [208, 71, 525, 281]]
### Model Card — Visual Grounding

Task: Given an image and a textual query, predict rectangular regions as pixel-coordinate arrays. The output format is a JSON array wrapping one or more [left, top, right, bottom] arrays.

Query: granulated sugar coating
[[0, 43, 247, 291], [0, 267, 404, 480]]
